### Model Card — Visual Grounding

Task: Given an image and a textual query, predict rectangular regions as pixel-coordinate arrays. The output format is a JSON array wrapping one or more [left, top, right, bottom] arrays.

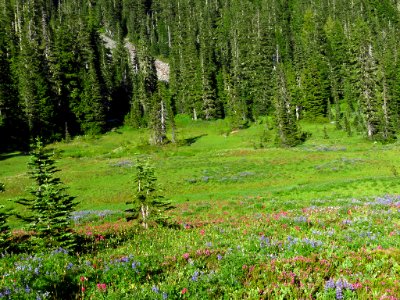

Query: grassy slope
[[1, 117, 400, 218]]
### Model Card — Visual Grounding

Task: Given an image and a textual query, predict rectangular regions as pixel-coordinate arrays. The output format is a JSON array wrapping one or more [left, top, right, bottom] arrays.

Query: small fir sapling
[[0, 183, 11, 251], [15, 138, 78, 250], [126, 158, 174, 228]]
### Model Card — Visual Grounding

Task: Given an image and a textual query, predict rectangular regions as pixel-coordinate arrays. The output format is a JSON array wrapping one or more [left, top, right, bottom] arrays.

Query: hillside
[[2, 0, 400, 149]]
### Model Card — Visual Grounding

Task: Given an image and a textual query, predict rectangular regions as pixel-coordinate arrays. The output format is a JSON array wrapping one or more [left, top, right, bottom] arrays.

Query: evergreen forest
[[2, 0, 400, 149]]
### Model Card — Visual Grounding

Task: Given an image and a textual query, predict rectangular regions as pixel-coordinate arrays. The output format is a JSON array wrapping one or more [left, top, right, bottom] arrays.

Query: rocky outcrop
[[101, 34, 170, 82]]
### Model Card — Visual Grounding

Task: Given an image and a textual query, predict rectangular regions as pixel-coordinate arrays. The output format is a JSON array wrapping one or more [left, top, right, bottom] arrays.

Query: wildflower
[[97, 283, 106, 292], [66, 263, 74, 270], [81, 287, 86, 292], [352, 282, 362, 289], [151, 286, 160, 293], [162, 292, 168, 299], [200, 229, 205, 236], [181, 288, 188, 294], [342, 219, 352, 225], [119, 256, 129, 263], [217, 254, 223, 260], [80, 276, 87, 282], [260, 235, 270, 247], [182, 253, 190, 260], [191, 271, 200, 282], [25, 285, 31, 293], [325, 279, 335, 290], [52, 247, 68, 255], [131, 261, 140, 270], [335, 287, 343, 300]]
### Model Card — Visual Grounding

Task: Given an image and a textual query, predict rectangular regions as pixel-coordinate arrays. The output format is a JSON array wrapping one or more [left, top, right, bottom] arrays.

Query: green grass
[[1, 117, 400, 299], [1, 117, 400, 218]]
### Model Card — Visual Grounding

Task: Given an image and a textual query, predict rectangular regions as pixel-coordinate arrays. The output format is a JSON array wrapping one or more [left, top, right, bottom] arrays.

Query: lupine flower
[[119, 256, 129, 263], [151, 286, 160, 293], [294, 216, 308, 223], [325, 278, 355, 299], [162, 292, 168, 299], [52, 247, 68, 255], [131, 261, 140, 270], [342, 219, 352, 225], [191, 271, 200, 282], [336, 287, 343, 300], [260, 235, 270, 247]]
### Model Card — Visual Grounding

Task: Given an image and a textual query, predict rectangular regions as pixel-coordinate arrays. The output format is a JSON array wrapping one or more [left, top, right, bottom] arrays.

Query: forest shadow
[[0, 152, 26, 161], [179, 134, 208, 146]]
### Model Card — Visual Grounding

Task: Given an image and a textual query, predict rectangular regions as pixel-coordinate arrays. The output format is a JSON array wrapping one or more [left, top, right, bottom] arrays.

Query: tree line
[[1, 0, 400, 149]]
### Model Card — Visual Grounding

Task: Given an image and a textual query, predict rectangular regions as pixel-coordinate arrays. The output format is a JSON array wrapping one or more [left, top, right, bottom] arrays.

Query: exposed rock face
[[101, 34, 170, 82]]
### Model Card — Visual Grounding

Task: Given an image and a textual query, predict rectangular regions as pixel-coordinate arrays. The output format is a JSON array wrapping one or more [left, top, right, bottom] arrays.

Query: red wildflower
[[181, 288, 188, 294], [97, 283, 107, 291]]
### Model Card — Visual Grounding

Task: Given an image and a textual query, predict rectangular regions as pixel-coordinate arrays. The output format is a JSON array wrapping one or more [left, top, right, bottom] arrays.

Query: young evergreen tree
[[16, 139, 77, 250], [126, 158, 173, 229], [0, 182, 11, 252]]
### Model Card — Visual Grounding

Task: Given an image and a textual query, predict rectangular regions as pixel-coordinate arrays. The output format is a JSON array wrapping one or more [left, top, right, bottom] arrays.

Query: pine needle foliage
[[0, 183, 11, 252], [15, 138, 78, 250], [126, 159, 174, 228]]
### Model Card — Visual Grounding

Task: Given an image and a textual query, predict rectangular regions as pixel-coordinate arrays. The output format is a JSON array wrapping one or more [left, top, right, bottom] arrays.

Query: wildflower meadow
[[1, 120, 400, 299]]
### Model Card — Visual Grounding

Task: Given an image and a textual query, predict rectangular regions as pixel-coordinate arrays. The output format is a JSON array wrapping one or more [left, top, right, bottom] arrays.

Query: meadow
[[0, 116, 400, 299]]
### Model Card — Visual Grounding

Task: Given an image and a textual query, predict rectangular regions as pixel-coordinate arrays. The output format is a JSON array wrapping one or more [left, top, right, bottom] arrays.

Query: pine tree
[[125, 158, 174, 229], [16, 139, 77, 250], [273, 64, 307, 147], [0, 182, 11, 252]]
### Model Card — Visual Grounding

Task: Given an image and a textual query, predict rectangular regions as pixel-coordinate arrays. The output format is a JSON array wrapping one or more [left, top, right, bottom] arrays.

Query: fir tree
[[273, 64, 307, 147], [16, 139, 77, 250], [126, 158, 174, 229], [0, 182, 11, 252]]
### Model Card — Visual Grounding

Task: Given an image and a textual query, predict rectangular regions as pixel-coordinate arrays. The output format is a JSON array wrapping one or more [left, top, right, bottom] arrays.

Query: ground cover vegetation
[[1, 0, 400, 299], [0, 119, 400, 299]]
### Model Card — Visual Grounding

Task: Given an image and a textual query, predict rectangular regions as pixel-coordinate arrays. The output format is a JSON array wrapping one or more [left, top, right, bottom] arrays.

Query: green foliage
[[273, 65, 308, 147], [15, 139, 78, 250], [126, 158, 174, 228], [0, 182, 11, 252]]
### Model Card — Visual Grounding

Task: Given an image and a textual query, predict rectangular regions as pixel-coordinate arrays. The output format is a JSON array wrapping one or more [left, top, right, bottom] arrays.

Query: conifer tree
[[273, 64, 307, 147], [16, 139, 77, 250], [126, 158, 174, 228], [0, 183, 11, 252]]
